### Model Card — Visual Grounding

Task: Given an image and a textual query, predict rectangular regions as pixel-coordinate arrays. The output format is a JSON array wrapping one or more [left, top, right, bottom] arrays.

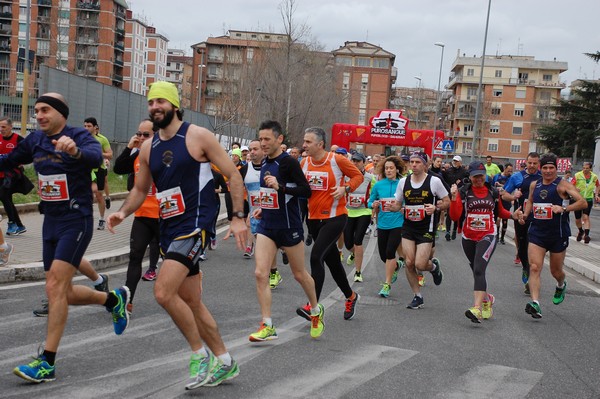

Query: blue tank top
[[149, 122, 216, 247], [529, 177, 570, 237], [518, 170, 542, 210]]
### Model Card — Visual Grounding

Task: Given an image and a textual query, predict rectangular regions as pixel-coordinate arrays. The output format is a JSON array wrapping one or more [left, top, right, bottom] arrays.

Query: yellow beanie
[[147, 81, 180, 108]]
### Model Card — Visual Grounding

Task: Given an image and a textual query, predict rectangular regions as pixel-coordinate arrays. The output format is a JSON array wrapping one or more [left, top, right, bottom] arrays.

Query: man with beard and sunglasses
[[108, 81, 248, 390]]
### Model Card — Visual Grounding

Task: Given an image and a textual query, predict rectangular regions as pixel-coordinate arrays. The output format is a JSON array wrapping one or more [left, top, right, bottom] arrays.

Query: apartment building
[[144, 26, 168, 90], [166, 48, 192, 109], [392, 86, 445, 130], [447, 54, 567, 161], [332, 41, 396, 126], [123, 9, 147, 94]]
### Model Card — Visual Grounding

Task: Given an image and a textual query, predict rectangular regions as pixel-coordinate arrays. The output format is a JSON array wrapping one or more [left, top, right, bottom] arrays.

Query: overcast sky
[[130, 0, 598, 90]]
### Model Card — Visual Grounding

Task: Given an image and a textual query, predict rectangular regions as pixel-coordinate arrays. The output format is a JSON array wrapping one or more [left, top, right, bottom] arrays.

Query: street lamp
[[430, 42, 445, 159], [413, 76, 422, 129]]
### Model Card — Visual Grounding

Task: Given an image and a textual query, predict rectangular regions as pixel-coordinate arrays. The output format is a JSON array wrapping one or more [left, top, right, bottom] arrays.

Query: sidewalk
[[0, 194, 228, 283]]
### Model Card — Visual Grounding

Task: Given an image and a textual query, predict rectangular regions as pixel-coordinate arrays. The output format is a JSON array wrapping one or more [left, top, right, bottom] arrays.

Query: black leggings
[[210, 199, 221, 240], [343, 214, 371, 250], [0, 186, 23, 226], [125, 217, 160, 302], [461, 235, 497, 291], [377, 227, 402, 263], [307, 215, 353, 301], [514, 219, 531, 273]]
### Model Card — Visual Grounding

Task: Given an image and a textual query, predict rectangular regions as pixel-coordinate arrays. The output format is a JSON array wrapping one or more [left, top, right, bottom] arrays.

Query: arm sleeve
[[76, 130, 103, 169], [280, 156, 311, 198], [497, 198, 512, 219], [449, 191, 463, 222], [113, 147, 135, 174]]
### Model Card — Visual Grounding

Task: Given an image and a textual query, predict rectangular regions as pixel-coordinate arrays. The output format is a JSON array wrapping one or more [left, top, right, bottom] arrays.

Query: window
[[539, 91, 551, 102], [493, 89, 502, 97], [518, 72, 529, 83], [462, 141, 473, 152], [543, 74, 552, 81], [467, 68, 474, 76], [342, 72, 350, 89], [489, 125, 499, 134], [467, 87, 477, 98], [516, 89, 526, 99], [510, 144, 521, 153], [491, 107, 501, 115], [488, 143, 498, 152], [514, 109, 524, 117], [373, 58, 390, 68], [358, 109, 366, 125], [354, 57, 370, 67], [247, 48, 254, 61], [464, 124, 474, 132], [336, 56, 352, 66], [495, 70, 502, 78], [512, 126, 523, 135]]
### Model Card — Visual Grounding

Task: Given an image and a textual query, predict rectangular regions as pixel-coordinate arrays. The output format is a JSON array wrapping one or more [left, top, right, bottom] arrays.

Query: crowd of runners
[[1, 81, 598, 391]]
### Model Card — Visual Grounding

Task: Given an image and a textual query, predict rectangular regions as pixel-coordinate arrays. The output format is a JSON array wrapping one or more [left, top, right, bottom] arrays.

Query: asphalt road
[[1, 221, 600, 398]]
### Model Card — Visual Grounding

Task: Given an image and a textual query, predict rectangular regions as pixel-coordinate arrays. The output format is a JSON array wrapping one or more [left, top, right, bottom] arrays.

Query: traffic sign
[[442, 140, 454, 152]]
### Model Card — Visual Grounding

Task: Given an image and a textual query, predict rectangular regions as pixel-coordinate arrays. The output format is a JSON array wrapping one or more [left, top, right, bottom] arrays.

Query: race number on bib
[[38, 174, 69, 201], [405, 205, 425, 221], [259, 187, 280, 209], [380, 197, 396, 213], [248, 190, 261, 208], [306, 171, 328, 191], [467, 213, 491, 231], [348, 193, 365, 208], [156, 187, 186, 219], [533, 203, 553, 220]]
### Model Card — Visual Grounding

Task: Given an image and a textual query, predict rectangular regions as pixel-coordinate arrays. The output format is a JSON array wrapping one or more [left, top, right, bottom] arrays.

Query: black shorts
[[164, 230, 209, 276], [529, 233, 569, 253], [256, 225, 303, 248], [94, 168, 107, 190], [574, 200, 593, 219], [402, 228, 434, 245]]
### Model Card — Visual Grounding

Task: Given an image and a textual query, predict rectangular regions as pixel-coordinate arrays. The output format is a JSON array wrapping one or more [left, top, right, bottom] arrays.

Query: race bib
[[306, 171, 328, 191], [533, 203, 553, 220], [380, 197, 396, 213], [405, 205, 425, 221], [248, 190, 261, 208], [156, 186, 186, 219], [259, 187, 280, 209], [38, 173, 69, 202], [467, 213, 491, 231], [348, 193, 365, 208]]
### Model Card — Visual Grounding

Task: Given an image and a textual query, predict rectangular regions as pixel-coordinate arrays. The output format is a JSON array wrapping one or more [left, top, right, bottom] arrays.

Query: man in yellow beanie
[[108, 81, 247, 389]]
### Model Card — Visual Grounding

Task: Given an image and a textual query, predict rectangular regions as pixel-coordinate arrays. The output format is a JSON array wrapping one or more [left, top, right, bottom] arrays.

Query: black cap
[[468, 161, 487, 176], [351, 152, 366, 162]]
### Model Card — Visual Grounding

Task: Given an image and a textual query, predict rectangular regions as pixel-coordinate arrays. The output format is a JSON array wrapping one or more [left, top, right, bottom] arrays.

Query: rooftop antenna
[[517, 38, 523, 56], [496, 38, 502, 56]]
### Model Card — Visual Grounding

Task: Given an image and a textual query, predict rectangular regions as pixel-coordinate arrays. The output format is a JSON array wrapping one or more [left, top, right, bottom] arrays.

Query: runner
[[392, 151, 450, 309], [573, 162, 600, 243], [2, 93, 128, 383], [514, 153, 586, 319], [368, 156, 405, 297], [248, 120, 323, 341], [442, 155, 469, 241], [83, 117, 112, 230], [502, 152, 541, 293], [449, 161, 513, 323], [299, 127, 362, 321], [112, 119, 161, 313], [107, 81, 247, 389], [492, 163, 513, 244], [343, 152, 376, 283]]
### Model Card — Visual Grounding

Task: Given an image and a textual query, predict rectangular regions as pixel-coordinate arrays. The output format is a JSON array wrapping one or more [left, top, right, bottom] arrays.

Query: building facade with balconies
[[166, 48, 192, 109], [447, 54, 567, 161]]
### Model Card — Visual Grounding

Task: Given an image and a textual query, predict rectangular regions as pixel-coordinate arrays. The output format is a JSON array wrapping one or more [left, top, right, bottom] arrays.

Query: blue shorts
[[250, 216, 260, 236], [42, 215, 94, 271], [256, 225, 303, 248], [164, 229, 208, 276], [529, 233, 569, 253]]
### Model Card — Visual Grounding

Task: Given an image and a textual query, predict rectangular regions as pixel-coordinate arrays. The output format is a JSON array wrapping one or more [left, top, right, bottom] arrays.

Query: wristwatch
[[562, 206, 567, 213], [233, 211, 245, 219]]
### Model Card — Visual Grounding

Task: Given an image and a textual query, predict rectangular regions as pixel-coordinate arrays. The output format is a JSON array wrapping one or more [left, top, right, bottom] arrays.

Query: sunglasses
[[136, 132, 152, 137]]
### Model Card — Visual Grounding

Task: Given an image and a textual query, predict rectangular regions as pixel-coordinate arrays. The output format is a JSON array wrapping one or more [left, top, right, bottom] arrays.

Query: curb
[[0, 213, 230, 284]]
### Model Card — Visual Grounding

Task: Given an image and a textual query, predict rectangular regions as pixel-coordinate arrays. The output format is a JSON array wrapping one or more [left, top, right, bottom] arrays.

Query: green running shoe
[[353, 271, 363, 282], [482, 293, 495, 319], [465, 307, 482, 323], [552, 281, 567, 305], [346, 252, 355, 266], [525, 301, 542, 319], [379, 282, 391, 298], [185, 351, 216, 390], [13, 356, 55, 383], [205, 359, 240, 387], [269, 271, 282, 289], [391, 264, 400, 284], [249, 323, 278, 342], [310, 304, 325, 338]]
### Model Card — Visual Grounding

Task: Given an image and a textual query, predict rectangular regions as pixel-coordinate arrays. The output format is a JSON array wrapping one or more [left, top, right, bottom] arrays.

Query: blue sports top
[[503, 169, 542, 210], [368, 178, 404, 230], [0, 125, 102, 218], [148, 122, 216, 248]]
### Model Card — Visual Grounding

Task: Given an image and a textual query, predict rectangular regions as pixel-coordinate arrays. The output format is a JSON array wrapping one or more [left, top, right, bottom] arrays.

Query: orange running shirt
[[301, 152, 363, 220], [133, 154, 160, 219]]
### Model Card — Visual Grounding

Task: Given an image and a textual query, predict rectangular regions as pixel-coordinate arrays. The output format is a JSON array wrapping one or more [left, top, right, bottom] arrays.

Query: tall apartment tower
[[144, 26, 168, 89], [332, 41, 396, 126], [123, 9, 147, 95], [447, 54, 567, 161], [166, 48, 193, 109]]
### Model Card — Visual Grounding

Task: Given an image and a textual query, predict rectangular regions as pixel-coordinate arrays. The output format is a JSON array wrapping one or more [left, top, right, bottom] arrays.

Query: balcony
[[112, 73, 123, 83], [115, 28, 125, 37], [0, 26, 9, 36], [75, 36, 98, 44], [0, 41, 10, 52], [114, 42, 124, 52], [76, 67, 97, 76], [114, 58, 123, 67], [454, 111, 476, 119], [37, 15, 51, 24], [76, 51, 97, 60], [76, 18, 99, 28], [76, 1, 100, 11], [116, 8, 126, 19], [206, 74, 222, 81], [37, 0, 52, 6], [0, 11, 11, 19], [205, 89, 222, 98], [207, 55, 224, 63], [534, 80, 566, 89]]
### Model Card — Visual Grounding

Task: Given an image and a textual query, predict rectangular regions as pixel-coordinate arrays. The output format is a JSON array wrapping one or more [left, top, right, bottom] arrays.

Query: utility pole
[[20, 0, 31, 136]]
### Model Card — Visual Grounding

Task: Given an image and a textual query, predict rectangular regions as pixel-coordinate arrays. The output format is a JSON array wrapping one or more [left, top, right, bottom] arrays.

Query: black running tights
[[125, 216, 160, 301], [461, 234, 497, 291]]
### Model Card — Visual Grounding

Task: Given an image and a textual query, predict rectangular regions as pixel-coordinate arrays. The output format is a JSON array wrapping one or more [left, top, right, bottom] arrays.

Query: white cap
[[241, 145, 249, 151], [452, 155, 462, 162]]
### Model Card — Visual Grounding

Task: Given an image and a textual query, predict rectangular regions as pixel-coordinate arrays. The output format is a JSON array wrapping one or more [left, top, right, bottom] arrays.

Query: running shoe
[[407, 295, 424, 309], [108, 286, 130, 335], [13, 225, 27, 235], [451, 230, 457, 240], [142, 269, 157, 281], [353, 271, 363, 282], [296, 303, 311, 321], [205, 359, 240, 387], [269, 270, 282, 289], [344, 293, 359, 320], [281, 250, 289, 265], [482, 293, 495, 319], [576, 231, 584, 242], [525, 301, 542, 319], [397, 257, 405, 269], [445, 232, 451, 241], [391, 265, 400, 284], [105, 196, 111, 209], [514, 256, 521, 265], [13, 355, 55, 383], [243, 245, 253, 258], [552, 281, 567, 305], [378, 283, 391, 298], [310, 304, 325, 338], [521, 269, 529, 284], [431, 258, 443, 285], [524, 283, 530, 295], [305, 234, 313, 246], [185, 351, 217, 390], [346, 252, 355, 266], [94, 273, 109, 293], [97, 219, 106, 230], [584, 235, 591, 244], [499, 238, 505, 245], [249, 323, 278, 342], [0, 243, 14, 266], [33, 299, 49, 317], [209, 238, 218, 250], [465, 307, 482, 323], [6, 221, 17, 235]]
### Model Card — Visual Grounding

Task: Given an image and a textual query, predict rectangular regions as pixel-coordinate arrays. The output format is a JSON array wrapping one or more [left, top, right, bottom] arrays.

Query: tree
[[538, 52, 600, 160]]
